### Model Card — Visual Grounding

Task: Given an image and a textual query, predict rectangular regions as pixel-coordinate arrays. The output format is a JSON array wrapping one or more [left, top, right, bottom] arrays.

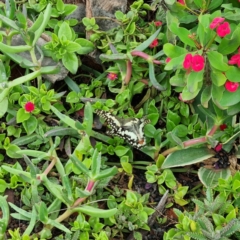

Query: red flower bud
[[154, 21, 162, 27], [149, 39, 158, 48], [107, 73, 118, 81]]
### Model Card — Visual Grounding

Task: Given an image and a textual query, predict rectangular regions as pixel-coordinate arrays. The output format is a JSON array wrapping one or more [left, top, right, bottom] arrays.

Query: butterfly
[[96, 110, 150, 149]]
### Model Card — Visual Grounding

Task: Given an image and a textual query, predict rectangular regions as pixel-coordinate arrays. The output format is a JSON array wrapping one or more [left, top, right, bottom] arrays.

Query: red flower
[[219, 124, 227, 131], [216, 22, 231, 37], [154, 21, 162, 27], [107, 73, 118, 81], [228, 50, 240, 67], [149, 39, 158, 48], [24, 102, 35, 112], [209, 17, 225, 29], [191, 55, 205, 72], [214, 144, 222, 152], [225, 80, 239, 92], [166, 57, 171, 63], [177, 0, 185, 4], [183, 53, 193, 70]]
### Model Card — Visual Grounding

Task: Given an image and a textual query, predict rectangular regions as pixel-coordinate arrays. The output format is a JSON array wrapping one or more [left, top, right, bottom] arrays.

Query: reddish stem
[[131, 51, 161, 64]]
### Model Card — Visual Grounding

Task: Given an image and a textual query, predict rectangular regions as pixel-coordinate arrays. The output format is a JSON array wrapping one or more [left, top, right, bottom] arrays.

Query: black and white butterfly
[[96, 110, 150, 149]]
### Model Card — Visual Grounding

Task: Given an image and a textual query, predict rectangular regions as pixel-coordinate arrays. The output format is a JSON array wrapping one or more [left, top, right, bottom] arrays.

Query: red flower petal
[[209, 17, 225, 29], [216, 22, 231, 38], [191, 55, 205, 72], [183, 53, 193, 69]]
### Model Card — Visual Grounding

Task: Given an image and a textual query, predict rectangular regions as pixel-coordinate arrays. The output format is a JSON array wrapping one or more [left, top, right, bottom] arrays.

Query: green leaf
[[219, 87, 240, 107], [121, 162, 132, 174], [58, 21, 72, 40], [74, 206, 118, 218], [23, 115, 38, 135], [0, 97, 8, 118], [198, 167, 231, 188], [75, 38, 95, 54], [201, 85, 211, 108], [163, 43, 187, 58], [65, 42, 81, 53], [16, 108, 30, 123], [62, 52, 78, 74], [6, 144, 22, 158], [32, 4, 52, 46], [114, 146, 129, 156], [50, 105, 78, 130], [207, 51, 229, 71], [162, 147, 215, 168], [225, 66, 240, 82], [149, 63, 166, 91], [83, 101, 93, 135], [211, 70, 226, 86], [169, 22, 195, 47], [208, 0, 223, 11], [218, 26, 240, 55]]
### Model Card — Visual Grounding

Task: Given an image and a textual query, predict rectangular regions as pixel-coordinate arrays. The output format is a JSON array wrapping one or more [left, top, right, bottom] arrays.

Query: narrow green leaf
[[162, 147, 215, 168]]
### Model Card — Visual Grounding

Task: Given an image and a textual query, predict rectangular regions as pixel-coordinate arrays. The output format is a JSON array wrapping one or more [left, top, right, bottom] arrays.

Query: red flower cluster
[[225, 80, 239, 92], [228, 48, 240, 67], [154, 21, 162, 27], [183, 53, 205, 72], [107, 73, 118, 81], [209, 17, 231, 38], [24, 102, 35, 112], [149, 39, 158, 48]]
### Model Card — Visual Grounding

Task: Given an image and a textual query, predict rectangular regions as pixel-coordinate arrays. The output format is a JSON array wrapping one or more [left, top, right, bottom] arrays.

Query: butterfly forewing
[[96, 110, 149, 149]]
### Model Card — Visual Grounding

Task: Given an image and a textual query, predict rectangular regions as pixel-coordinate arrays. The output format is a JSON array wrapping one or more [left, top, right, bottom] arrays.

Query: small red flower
[[24, 102, 35, 112], [154, 21, 162, 27], [219, 124, 227, 131], [177, 0, 185, 4], [225, 80, 239, 92], [183, 53, 193, 70], [191, 55, 205, 72], [107, 73, 118, 81], [149, 39, 158, 48], [228, 50, 240, 67], [209, 17, 225, 29], [166, 57, 171, 63], [216, 22, 231, 37], [214, 144, 222, 152]]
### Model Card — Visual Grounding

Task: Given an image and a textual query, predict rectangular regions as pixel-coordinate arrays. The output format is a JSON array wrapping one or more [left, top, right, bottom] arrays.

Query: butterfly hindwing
[[96, 110, 149, 149]]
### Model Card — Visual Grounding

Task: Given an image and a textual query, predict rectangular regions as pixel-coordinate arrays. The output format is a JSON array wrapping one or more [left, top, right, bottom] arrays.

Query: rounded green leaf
[[207, 51, 229, 71], [62, 52, 78, 74], [23, 115, 38, 135], [16, 108, 30, 123]]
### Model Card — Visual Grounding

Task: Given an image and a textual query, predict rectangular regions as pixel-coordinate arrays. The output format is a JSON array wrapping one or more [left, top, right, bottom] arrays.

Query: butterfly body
[[96, 110, 150, 149]]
